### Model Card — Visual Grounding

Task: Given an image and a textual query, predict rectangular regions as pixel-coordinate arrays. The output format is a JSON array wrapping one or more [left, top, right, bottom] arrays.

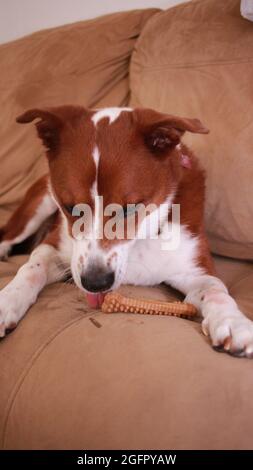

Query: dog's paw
[[202, 311, 253, 358], [0, 290, 20, 337]]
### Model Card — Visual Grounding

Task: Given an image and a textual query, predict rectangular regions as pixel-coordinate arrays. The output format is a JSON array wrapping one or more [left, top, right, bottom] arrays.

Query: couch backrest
[[130, 0, 253, 260]]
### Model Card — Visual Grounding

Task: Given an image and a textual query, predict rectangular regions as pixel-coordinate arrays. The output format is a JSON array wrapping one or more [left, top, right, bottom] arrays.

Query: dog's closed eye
[[64, 204, 75, 215]]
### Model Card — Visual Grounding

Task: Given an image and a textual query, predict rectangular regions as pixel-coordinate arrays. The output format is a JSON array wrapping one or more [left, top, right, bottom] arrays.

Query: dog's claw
[[223, 336, 232, 351], [0, 322, 6, 338], [201, 321, 209, 337]]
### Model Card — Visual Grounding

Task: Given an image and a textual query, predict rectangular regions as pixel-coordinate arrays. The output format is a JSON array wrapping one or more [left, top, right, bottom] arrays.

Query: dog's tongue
[[86, 292, 106, 309]]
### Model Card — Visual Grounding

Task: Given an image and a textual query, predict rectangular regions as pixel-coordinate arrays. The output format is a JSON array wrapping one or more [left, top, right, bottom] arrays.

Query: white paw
[[0, 241, 11, 261], [202, 310, 253, 358], [0, 289, 23, 337]]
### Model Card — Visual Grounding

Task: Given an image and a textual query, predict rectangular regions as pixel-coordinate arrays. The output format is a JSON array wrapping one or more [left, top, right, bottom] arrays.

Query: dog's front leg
[[0, 244, 64, 337], [169, 273, 253, 358]]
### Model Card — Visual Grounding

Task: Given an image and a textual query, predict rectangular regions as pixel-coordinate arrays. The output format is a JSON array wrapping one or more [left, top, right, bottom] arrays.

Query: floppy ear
[[134, 108, 209, 154], [16, 108, 63, 152]]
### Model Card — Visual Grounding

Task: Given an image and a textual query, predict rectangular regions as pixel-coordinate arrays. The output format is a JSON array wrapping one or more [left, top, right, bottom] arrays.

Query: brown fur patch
[[0, 174, 49, 242]]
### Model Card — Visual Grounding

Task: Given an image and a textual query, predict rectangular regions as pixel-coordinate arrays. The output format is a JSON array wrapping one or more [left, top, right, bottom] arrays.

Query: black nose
[[80, 269, 115, 293]]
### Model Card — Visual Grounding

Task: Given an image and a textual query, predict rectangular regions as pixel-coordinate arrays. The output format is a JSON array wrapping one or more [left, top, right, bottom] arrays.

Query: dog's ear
[[134, 108, 209, 154], [16, 108, 63, 152]]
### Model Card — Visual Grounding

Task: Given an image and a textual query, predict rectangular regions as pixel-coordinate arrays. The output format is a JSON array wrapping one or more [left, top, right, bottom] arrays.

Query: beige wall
[[0, 0, 190, 44]]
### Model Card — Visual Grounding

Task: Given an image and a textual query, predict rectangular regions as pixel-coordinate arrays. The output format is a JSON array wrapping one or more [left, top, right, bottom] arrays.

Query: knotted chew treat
[[102, 292, 198, 318]]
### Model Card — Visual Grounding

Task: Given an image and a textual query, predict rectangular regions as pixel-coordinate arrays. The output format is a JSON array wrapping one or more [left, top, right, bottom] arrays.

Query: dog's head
[[17, 106, 208, 306]]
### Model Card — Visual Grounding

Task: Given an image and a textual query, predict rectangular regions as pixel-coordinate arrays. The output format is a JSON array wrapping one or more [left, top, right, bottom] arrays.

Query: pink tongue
[[86, 292, 106, 309]]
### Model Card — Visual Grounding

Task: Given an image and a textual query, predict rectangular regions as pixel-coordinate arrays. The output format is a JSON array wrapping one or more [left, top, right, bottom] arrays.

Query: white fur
[[0, 244, 61, 337], [92, 107, 132, 126], [92, 145, 100, 169], [91, 145, 100, 240], [123, 224, 203, 286]]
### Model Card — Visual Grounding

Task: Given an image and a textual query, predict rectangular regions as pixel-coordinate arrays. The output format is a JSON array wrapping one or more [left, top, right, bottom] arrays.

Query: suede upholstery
[[130, 0, 253, 260], [1, 1, 253, 450]]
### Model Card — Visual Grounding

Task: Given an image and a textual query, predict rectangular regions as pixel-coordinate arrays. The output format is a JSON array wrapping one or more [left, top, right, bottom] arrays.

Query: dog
[[0, 105, 253, 358]]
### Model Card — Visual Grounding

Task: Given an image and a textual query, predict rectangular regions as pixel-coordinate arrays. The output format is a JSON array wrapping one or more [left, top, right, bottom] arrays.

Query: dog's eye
[[64, 204, 74, 215]]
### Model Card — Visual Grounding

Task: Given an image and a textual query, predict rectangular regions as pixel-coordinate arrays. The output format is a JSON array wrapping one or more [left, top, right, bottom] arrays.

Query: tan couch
[[1, 0, 253, 450]]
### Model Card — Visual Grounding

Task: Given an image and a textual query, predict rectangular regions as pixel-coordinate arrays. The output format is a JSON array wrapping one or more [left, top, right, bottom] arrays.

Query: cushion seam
[[131, 59, 253, 71], [1, 313, 89, 449]]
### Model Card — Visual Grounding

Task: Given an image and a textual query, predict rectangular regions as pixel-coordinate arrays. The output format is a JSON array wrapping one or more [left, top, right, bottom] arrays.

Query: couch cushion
[[1, 254, 253, 449], [129, 0, 253, 260], [0, 8, 158, 227]]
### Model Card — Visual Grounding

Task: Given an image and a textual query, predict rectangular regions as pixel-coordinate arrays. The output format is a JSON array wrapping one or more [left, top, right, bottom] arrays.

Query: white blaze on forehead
[[91, 107, 132, 126], [91, 145, 100, 240], [91, 145, 100, 197], [92, 145, 100, 170]]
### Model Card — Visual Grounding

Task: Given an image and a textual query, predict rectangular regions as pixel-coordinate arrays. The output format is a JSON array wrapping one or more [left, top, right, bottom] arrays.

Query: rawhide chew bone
[[102, 292, 198, 318]]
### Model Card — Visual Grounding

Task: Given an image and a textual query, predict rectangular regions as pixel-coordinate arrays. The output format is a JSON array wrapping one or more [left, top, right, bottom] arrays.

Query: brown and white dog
[[1, 105, 253, 357]]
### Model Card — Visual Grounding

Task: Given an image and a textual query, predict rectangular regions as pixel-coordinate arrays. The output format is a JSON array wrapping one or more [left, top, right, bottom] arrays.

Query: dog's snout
[[80, 269, 115, 293]]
